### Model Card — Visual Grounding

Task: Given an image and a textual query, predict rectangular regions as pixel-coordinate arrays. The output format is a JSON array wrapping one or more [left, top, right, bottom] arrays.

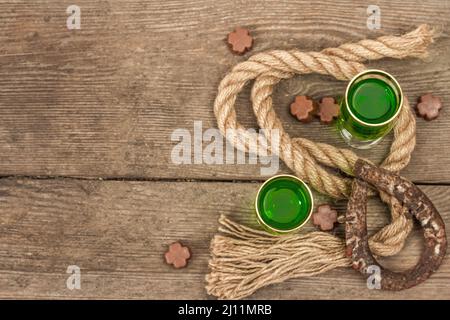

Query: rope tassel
[[206, 215, 350, 300], [207, 25, 436, 299]]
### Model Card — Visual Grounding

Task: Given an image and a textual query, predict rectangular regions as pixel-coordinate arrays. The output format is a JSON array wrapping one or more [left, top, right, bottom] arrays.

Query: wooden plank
[[0, 1, 449, 182], [0, 178, 449, 299]]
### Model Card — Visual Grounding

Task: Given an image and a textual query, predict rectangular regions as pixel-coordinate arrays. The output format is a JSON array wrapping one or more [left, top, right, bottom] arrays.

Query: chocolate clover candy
[[417, 93, 442, 121], [290, 96, 316, 123], [164, 242, 191, 269], [312, 204, 338, 231], [318, 97, 340, 124], [346, 160, 447, 290], [227, 27, 253, 54]]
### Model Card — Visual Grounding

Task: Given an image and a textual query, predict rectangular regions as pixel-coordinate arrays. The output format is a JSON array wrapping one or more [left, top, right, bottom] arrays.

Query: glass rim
[[344, 69, 404, 127], [255, 174, 314, 234]]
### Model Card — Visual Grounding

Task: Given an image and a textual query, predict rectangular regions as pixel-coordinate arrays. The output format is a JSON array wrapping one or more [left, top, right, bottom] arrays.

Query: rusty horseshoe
[[346, 159, 447, 290]]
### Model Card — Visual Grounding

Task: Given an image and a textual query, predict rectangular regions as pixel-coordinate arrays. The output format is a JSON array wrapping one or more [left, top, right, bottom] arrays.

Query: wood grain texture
[[0, 0, 449, 182], [0, 178, 449, 299], [1, 0, 450, 301]]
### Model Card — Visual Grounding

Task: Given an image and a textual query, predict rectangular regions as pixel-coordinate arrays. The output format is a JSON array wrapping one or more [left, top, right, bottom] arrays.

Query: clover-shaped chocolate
[[318, 97, 340, 124], [164, 242, 191, 269], [227, 27, 253, 54], [290, 95, 316, 122], [417, 93, 442, 121], [312, 204, 338, 231]]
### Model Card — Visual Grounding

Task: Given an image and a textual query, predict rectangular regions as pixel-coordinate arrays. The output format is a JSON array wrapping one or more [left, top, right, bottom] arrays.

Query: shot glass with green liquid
[[337, 69, 403, 149], [255, 175, 313, 234]]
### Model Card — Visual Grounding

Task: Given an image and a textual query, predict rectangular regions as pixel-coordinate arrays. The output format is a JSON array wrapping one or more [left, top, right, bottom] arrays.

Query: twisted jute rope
[[206, 25, 436, 300]]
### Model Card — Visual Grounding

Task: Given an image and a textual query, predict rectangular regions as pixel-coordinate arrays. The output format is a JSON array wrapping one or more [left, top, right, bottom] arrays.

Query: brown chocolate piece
[[164, 242, 191, 269], [417, 93, 442, 121], [312, 204, 338, 231], [318, 97, 340, 124], [290, 96, 316, 122], [227, 27, 253, 54], [346, 159, 447, 290]]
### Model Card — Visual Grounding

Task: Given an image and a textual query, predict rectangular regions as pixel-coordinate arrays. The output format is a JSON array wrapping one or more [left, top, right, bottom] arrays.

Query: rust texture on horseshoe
[[346, 159, 447, 290]]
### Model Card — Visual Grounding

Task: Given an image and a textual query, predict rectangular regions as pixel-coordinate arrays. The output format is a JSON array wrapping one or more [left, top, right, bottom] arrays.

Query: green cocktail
[[255, 175, 313, 234], [337, 69, 403, 149]]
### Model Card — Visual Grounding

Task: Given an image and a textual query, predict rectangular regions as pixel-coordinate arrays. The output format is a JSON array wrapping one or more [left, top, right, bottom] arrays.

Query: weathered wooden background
[[0, 0, 449, 299]]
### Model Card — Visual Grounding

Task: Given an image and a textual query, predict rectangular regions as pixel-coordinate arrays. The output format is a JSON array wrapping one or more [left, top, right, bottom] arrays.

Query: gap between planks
[[1, 174, 450, 186]]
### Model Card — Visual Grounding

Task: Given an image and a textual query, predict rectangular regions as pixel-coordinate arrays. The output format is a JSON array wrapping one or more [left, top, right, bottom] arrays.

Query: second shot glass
[[336, 69, 403, 149]]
